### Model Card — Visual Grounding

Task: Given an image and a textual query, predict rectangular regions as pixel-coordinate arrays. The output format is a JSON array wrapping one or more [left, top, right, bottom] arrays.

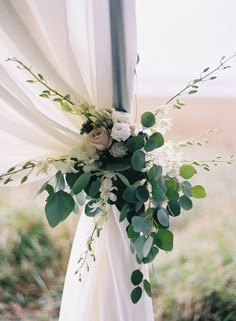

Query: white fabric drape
[[0, 1, 154, 320]]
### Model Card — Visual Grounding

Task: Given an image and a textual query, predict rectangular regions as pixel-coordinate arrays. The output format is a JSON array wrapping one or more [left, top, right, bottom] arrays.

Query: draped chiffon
[[0, 1, 154, 320]]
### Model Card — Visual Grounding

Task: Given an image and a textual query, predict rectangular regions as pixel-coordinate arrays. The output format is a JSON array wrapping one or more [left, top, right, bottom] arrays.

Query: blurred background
[[0, 0, 235, 320]]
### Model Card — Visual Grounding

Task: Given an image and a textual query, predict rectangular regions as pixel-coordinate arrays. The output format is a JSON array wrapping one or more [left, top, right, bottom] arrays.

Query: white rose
[[111, 123, 131, 142], [112, 111, 131, 123], [109, 142, 128, 158]]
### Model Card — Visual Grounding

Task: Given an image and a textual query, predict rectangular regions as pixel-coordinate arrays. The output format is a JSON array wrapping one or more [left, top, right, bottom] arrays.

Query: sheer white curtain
[[0, 0, 154, 320]]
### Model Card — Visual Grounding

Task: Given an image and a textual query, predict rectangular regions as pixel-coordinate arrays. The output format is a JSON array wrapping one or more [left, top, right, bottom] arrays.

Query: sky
[[136, 0, 236, 97]]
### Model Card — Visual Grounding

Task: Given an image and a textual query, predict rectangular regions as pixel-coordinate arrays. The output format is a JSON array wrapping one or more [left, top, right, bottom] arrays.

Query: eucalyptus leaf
[[179, 195, 193, 210], [73, 172, 91, 194], [143, 279, 152, 297], [122, 186, 138, 203], [136, 186, 149, 203], [45, 191, 75, 227], [155, 230, 174, 251], [119, 203, 129, 222], [148, 165, 162, 183], [131, 286, 142, 304], [131, 270, 143, 286], [126, 136, 145, 152], [167, 200, 181, 217], [135, 235, 146, 260], [144, 132, 164, 152], [180, 165, 196, 179], [132, 216, 152, 236], [131, 150, 145, 171], [88, 179, 101, 198], [192, 185, 206, 198], [141, 112, 156, 128], [152, 184, 166, 202], [143, 236, 153, 257], [157, 208, 169, 227], [181, 181, 192, 197]]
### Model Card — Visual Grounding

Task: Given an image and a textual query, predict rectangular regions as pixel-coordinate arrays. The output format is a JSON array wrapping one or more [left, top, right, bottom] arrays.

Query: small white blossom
[[111, 123, 131, 142], [99, 176, 118, 202], [71, 141, 99, 162], [155, 118, 173, 135], [155, 140, 182, 177], [109, 142, 128, 158], [54, 158, 78, 173], [112, 111, 131, 123]]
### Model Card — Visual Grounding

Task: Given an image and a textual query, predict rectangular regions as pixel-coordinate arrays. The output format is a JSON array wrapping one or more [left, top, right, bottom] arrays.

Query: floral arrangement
[[1, 55, 235, 304]]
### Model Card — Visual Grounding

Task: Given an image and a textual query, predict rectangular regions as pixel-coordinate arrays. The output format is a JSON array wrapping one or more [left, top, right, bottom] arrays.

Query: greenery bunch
[[0, 55, 235, 304]]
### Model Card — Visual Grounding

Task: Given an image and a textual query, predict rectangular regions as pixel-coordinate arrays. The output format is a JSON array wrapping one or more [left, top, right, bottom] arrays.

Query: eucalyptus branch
[[182, 155, 235, 171], [6, 57, 75, 105], [164, 53, 236, 107]]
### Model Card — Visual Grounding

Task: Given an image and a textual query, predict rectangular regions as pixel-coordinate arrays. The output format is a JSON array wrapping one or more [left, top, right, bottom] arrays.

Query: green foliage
[[122, 186, 138, 203], [131, 270, 143, 286], [131, 286, 142, 304], [141, 112, 156, 128], [131, 150, 146, 171], [126, 136, 145, 152], [155, 230, 174, 251], [73, 172, 91, 194], [45, 191, 75, 227], [143, 279, 152, 297], [180, 164, 196, 179], [144, 132, 164, 152], [179, 195, 193, 210], [192, 185, 207, 198]]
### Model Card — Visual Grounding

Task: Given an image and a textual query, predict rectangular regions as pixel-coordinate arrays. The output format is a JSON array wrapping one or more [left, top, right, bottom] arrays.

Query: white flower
[[54, 158, 78, 173], [112, 111, 131, 123], [154, 140, 182, 177], [71, 141, 99, 162], [155, 118, 173, 135], [109, 142, 128, 158], [111, 123, 131, 142], [36, 160, 52, 175], [99, 177, 118, 202]]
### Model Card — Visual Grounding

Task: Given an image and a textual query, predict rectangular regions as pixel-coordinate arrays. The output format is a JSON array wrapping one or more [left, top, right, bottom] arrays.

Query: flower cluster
[[2, 55, 235, 304]]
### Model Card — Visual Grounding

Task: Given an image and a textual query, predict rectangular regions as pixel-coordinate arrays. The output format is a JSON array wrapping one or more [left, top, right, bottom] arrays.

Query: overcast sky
[[136, 0, 236, 97]]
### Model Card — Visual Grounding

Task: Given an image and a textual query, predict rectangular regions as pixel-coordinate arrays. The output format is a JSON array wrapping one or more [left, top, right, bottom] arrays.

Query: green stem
[[6, 58, 75, 105], [163, 53, 236, 108]]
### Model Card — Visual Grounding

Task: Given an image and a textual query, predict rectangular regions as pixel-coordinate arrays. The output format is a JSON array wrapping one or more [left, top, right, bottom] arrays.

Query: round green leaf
[[192, 185, 206, 198], [141, 112, 156, 128], [131, 270, 143, 286], [143, 279, 152, 297], [142, 246, 159, 264], [135, 235, 146, 260], [126, 136, 145, 152], [88, 179, 101, 198], [132, 216, 152, 236], [73, 172, 91, 194], [179, 195, 193, 210], [122, 186, 138, 203], [181, 181, 192, 197], [131, 150, 146, 171], [148, 165, 162, 183], [45, 191, 75, 227], [155, 230, 174, 251], [157, 208, 169, 227], [119, 203, 129, 222], [136, 186, 149, 203], [167, 200, 181, 216], [180, 165, 196, 179], [127, 225, 140, 239], [144, 132, 164, 152], [143, 236, 153, 257], [131, 286, 142, 304], [166, 189, 179, 201], [152, 184, 166, 203]]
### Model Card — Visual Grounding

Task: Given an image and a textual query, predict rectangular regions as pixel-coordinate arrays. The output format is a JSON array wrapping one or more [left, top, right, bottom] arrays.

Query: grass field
[[0, 97, 235, 320]]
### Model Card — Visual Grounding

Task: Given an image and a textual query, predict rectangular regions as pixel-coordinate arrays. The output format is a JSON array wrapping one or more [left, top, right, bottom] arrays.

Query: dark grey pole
[[109, 0, 129, 112]]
